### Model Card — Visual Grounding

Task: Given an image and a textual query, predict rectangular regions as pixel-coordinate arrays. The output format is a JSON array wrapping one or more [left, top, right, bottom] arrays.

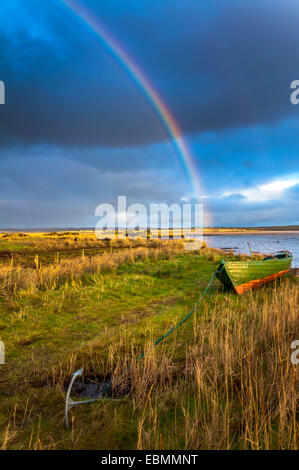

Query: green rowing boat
[[216, 250, 292, 294]]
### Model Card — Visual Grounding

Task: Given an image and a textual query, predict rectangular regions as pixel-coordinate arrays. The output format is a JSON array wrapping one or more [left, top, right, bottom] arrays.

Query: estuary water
[[204, 233, 299, 268]]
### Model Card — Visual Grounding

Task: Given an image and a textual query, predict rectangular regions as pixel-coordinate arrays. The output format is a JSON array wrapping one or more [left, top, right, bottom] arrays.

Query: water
[[69, 378, 130, 399], [204, 233, 299, 268], [71, 380, 106, 399]]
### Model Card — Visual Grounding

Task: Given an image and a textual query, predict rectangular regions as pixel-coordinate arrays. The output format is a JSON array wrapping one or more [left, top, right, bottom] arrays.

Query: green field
[[0, 234, 297, 449]]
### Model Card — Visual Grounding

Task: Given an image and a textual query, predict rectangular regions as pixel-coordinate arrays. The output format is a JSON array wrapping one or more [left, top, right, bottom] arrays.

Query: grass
[[0, 231, 172, 267], [0, 234, 297, 449]]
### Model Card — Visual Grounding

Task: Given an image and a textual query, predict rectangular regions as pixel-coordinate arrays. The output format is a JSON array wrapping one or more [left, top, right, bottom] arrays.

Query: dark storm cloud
[[1, 0, 299, 148], [0, 147, 188, 228], [0, 0, 298, 228], [203, 190, 299, 226]]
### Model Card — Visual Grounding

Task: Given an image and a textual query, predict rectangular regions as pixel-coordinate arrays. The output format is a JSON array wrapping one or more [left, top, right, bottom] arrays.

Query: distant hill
[[0, 225, 298, 233]]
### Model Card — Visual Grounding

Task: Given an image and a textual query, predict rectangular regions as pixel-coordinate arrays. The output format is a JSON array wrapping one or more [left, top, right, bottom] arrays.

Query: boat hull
[[216, 254, 292, 294]]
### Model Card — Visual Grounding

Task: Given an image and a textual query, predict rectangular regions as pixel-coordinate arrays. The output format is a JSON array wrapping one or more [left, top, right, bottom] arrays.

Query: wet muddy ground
[[67, 376, 131, 400]]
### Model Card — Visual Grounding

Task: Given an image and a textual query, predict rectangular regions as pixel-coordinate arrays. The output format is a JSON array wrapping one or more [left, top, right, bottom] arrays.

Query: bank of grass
[[0, 242, 185, 294], [0, 231, 179, 267], [0, 240, 297, 449]]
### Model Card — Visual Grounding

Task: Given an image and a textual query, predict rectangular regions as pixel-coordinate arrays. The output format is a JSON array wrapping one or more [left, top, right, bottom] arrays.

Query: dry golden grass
[[26, 277, 296, 450], [103, 280, 298, 450], [22, 276, 295, 450], [0, 230, 195, 253], [0, 234, 296, 450]]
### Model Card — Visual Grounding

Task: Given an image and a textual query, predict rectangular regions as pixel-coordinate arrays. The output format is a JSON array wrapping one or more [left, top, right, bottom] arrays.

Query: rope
[[101, 266, 222, 397]]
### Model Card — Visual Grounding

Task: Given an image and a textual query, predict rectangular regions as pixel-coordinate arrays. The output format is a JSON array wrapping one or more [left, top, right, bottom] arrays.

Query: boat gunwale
[[216, 253, 293, 294]]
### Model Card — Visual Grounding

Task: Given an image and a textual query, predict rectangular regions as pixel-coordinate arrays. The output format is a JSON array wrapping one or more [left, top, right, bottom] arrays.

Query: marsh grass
[[0, 234, 297, 449], [133, 280, 298, 450], [0, 231, 187, 268], [0, 241, 185, 294]]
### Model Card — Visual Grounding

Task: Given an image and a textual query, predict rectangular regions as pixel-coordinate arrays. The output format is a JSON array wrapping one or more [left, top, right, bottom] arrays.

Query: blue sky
[[0, 0, 298, 227]]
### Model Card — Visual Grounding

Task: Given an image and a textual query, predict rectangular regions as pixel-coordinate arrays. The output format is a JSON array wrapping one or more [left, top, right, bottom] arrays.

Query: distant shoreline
[[204, 230, 299, 236], [0, 228, 299, 236]]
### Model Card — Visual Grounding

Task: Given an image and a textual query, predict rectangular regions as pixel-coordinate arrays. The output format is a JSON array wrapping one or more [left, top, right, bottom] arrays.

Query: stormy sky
[[0, 0, 298, 227]]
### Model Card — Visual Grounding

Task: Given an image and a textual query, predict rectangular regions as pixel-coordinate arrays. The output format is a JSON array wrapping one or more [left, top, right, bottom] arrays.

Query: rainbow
[[60, 0, 201, 198]]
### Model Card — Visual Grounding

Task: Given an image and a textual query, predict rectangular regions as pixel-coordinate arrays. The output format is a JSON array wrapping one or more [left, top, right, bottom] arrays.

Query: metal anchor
[[64, 368, 119, 429]]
